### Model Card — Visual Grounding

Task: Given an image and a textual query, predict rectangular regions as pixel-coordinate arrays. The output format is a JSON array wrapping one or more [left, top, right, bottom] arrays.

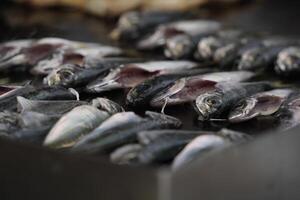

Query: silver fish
[[86, 60, 199, 93], [275, 47, 300, 77], [110, 144, 142, 165], [17, 96, 86, 116], [138, 130, 199, 164], [229, 89, 293, 123], [195, 82, 273, 121], [43, 105, 110, 148], [137, 20, 221, 50], [151, 71, 254, 108], [72, 111, 181, 154], [172, 134, 230, 169], [72, 112, 143, 153]]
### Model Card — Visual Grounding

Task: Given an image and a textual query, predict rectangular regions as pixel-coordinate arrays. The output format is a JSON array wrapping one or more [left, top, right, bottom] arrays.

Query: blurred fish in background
[[13, 0, 249, 16]]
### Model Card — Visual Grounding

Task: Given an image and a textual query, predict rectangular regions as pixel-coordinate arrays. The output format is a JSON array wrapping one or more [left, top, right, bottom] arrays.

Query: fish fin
[[17, 96, 33, 112], [68, 88, 80, 100], [161, 97, 170, 114]]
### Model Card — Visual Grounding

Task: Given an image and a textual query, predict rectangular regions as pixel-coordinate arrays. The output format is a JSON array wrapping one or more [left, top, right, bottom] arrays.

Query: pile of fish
[[1, 10, 300, 169]]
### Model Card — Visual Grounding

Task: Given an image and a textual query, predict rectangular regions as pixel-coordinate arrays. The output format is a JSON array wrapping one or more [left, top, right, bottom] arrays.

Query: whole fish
[[229, 89, 293, 123], [0, 85, 78, 111], [110, 11, 186, 41], [172, 134, 230, 169], [275, 47, 300, 77], [17, 96, 86, 116], [72, 111, 181, 154], [195, 81, 273, 121], [126, 69, 213, 107], [150, 71, 254, 108], [137, 20, 221, 50], [43, 105, 110, 148], [44, 58, 141, 87], [73, 112, 143, 152], [86, 60, 199, 93], [110, 144, 142, 165], [137, 131, 201, 164]]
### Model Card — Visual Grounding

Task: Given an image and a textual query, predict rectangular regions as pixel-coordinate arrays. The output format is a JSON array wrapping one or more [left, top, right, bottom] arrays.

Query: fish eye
[[59, 70, 73, 81], [205, 97, 221, 107]]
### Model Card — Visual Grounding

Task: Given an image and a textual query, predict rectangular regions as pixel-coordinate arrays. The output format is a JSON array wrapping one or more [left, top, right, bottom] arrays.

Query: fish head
[[197, 37, 222, 60], [228, 97, 258, 123], [195, 91, 224, 121], [275, 47, 300, 75], [164, 34, 193, 59], [45, 64, 81, 87], [229, 95, 284, 122], [238, 48, 264, 70], [110, 11, 141, 41]]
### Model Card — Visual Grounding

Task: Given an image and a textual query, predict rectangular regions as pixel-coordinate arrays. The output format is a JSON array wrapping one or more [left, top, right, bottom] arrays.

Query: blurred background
[[0, 0, 300, 43]]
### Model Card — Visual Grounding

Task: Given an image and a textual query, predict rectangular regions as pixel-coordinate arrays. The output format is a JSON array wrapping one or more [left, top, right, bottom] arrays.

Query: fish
[[0, 85, 78, 111], [17, 96, 86, 116], [172, 134, 230, 169], [44, 58, 140, 87], [229, 89, 293, 123], [72, 111, 181, 154], [150, 71, 254, 108], [275, 47, 300, 77], [195, 30, 245, 61], [31, 44, 123, 76], [86, 60, 199, 93], [91, 98, 124, 115], [164, 33, 211, 60], [213, 37, 262, 69], [18, 111, 59, 129], [110, 144, 142, 165], [0, 38, 75, 72], [110, 11, 186, 41], [238, 38, 295, 71], [0, 111, 20, 134], [216, 128, 252, 143], [274, 94, 300, 131], [43, 105, 110, 148], [0, 39, 33, 63], [126, 68, 213, 107], [72, 112, 144, 153], [137, 20, 221, 50], [137, 130, 202, 164], [195, 81, 273, 121], [137, 129, 208, 145]]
